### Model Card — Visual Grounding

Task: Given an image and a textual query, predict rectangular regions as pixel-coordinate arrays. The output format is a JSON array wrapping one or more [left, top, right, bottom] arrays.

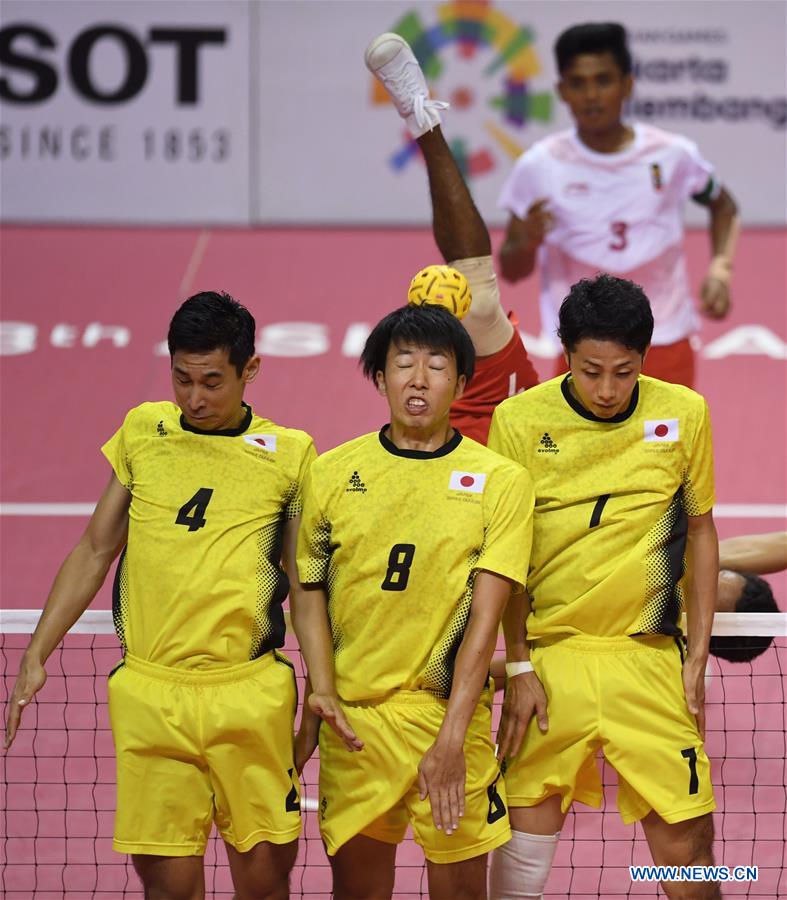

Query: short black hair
[[555, 23, 632, 75], [709, 574, 779, 664], [558, 274, 654, 355], [360, 305, 475, 384], [168, 291, 256, 377]]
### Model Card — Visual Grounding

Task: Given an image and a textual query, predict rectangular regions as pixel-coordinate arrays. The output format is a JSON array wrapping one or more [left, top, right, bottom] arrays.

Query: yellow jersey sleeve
[[487, 406, 520, 465], [475, 466, 533, 593], [286, 439, 317, 521], [682, 398, 715, 516], [101, 416, 133, 489], [296, 465, 332, 585]]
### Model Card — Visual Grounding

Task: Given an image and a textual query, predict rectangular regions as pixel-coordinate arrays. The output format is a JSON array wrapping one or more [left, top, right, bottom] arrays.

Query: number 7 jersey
[[102, 401, 315, 668], [488, 376, 715, 640], [296, 428, 534, 701]]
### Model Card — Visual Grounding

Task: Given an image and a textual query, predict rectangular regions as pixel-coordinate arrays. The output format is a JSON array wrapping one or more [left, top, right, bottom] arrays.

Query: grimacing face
[[558, 51, 633, 138], [171, 348, 259, 431], [375, 341, 465, 433], [566, 338, 643, 419]]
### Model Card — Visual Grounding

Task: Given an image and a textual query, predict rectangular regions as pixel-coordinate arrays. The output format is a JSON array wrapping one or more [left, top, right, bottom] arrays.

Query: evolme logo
[[0, 23, 227, 105]]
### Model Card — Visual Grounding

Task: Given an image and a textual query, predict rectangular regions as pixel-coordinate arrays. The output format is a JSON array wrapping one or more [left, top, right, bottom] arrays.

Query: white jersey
[[498, 123, 718, 348]]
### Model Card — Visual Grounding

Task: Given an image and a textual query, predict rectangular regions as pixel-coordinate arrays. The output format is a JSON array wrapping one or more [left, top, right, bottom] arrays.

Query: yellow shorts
[[505, 635, 716, 825], [318, 687, 510, 864], [107, 652, 302, 856]]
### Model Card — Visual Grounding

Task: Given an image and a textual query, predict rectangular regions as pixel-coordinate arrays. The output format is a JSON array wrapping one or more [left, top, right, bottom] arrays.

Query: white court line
[[178, 229, 211, 298], [1, 503, 785, 518], [0, 503, 96, 516], [714, 504, 787, 518]]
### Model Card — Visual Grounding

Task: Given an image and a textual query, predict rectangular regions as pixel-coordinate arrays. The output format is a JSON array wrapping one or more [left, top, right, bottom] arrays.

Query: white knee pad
[[489, 830, 560, 900], [449, 255, 513, 356]]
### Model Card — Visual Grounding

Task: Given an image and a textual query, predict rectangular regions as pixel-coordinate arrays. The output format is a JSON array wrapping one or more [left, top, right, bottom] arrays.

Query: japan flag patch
[[644, 419, 679, 442], [244, 433, 277, 452], [449, 471, 487, 493]]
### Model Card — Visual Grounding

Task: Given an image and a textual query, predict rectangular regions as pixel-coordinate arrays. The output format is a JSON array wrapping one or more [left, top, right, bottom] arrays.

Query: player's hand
[[4, 653, 47, 750], [682, 655, 707, 739], [522, 198, 555, 248], [496, 671, 548, 761], [307, 692, 363, 753], [700, 275, 731, 319], [418, 737, 466, 835], [293, 721, 321, 774]]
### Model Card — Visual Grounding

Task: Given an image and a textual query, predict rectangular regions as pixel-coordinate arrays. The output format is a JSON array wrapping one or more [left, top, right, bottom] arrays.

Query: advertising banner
[[1, 1, 784, 225], [0, 0, 250, 223], [257, 0, 787, 226]]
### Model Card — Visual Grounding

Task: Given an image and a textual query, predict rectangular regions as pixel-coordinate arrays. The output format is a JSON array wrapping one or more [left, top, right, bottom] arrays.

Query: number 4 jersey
[[497, 123, 719, 349], [296, 428, 534, 701], [102, 401, 315, 668], [488, 376, 715, 640]]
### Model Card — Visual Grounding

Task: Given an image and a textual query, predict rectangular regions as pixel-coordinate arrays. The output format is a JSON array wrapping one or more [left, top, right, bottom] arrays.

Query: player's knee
[[331, 858, 395, 900], [682, 813, 715, 865], [649, 812, 716, 878], [229, 840, 298, 900], [488, 830, 560, 899], [426, 855, 488, 900], [132, 854, 204, 900]]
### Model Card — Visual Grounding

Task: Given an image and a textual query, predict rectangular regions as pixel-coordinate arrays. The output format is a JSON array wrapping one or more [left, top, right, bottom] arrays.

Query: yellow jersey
[[297, 428, 534, 701], [488, 376, 714, 639], [102, 401, 315, 668]]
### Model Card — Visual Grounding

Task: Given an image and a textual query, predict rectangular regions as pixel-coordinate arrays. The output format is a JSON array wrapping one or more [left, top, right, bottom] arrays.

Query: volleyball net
[[1, 609, 785, 898]]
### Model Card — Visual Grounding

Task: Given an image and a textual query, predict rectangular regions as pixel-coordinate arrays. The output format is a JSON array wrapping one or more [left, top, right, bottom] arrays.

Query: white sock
[[489, 829, 560, 899], [449, 255, 513, 356]]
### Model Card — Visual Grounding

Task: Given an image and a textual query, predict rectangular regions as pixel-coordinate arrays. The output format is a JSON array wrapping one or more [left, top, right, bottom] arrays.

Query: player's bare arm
[[683, 510, 719, 739], [499, 201, 554, 283], [5, 471, 130, 749], [700, 185, 739, 319], [281, 515, 324, 771], [718, 531, 787, 575], [496, 590, 548, 762], [289, 581, 363, 753], [418, 570, 512, 835]]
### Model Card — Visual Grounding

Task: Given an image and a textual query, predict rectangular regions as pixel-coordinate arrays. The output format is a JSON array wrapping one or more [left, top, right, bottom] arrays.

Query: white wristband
[[506, 661, 534, 677]]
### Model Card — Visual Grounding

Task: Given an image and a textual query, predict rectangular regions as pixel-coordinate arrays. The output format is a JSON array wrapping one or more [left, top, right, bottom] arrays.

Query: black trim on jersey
[[111, 546, 128, 653], [251, 513, 290, 660], [691, 176, 716, 207], [179, 403, 253, 437], [660, 491, 689, 635], [561, 376, 639, 424], [378, 425, 463, 459]]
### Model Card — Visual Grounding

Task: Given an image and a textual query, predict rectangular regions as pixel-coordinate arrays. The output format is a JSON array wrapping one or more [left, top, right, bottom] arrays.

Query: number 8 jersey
[[296, 428, 534, 702], [102, 401, 315, 669], [488, 375, 715, 640]]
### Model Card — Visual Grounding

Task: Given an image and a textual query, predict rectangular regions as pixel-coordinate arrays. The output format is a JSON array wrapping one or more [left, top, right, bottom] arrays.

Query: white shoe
[[365, 32, 449, 138]]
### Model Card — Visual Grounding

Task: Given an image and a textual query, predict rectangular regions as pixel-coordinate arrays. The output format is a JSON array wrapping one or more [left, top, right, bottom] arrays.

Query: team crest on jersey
[[564, 181, 590, 196], [644, 419, 679, 442], [650, 163, 663, 191], [449, 471, 486, 493], [244, 433, 277, 451]]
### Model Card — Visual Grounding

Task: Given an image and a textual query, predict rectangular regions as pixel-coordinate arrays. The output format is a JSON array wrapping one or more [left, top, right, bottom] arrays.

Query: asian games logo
[[371, 1, 553, 179]]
